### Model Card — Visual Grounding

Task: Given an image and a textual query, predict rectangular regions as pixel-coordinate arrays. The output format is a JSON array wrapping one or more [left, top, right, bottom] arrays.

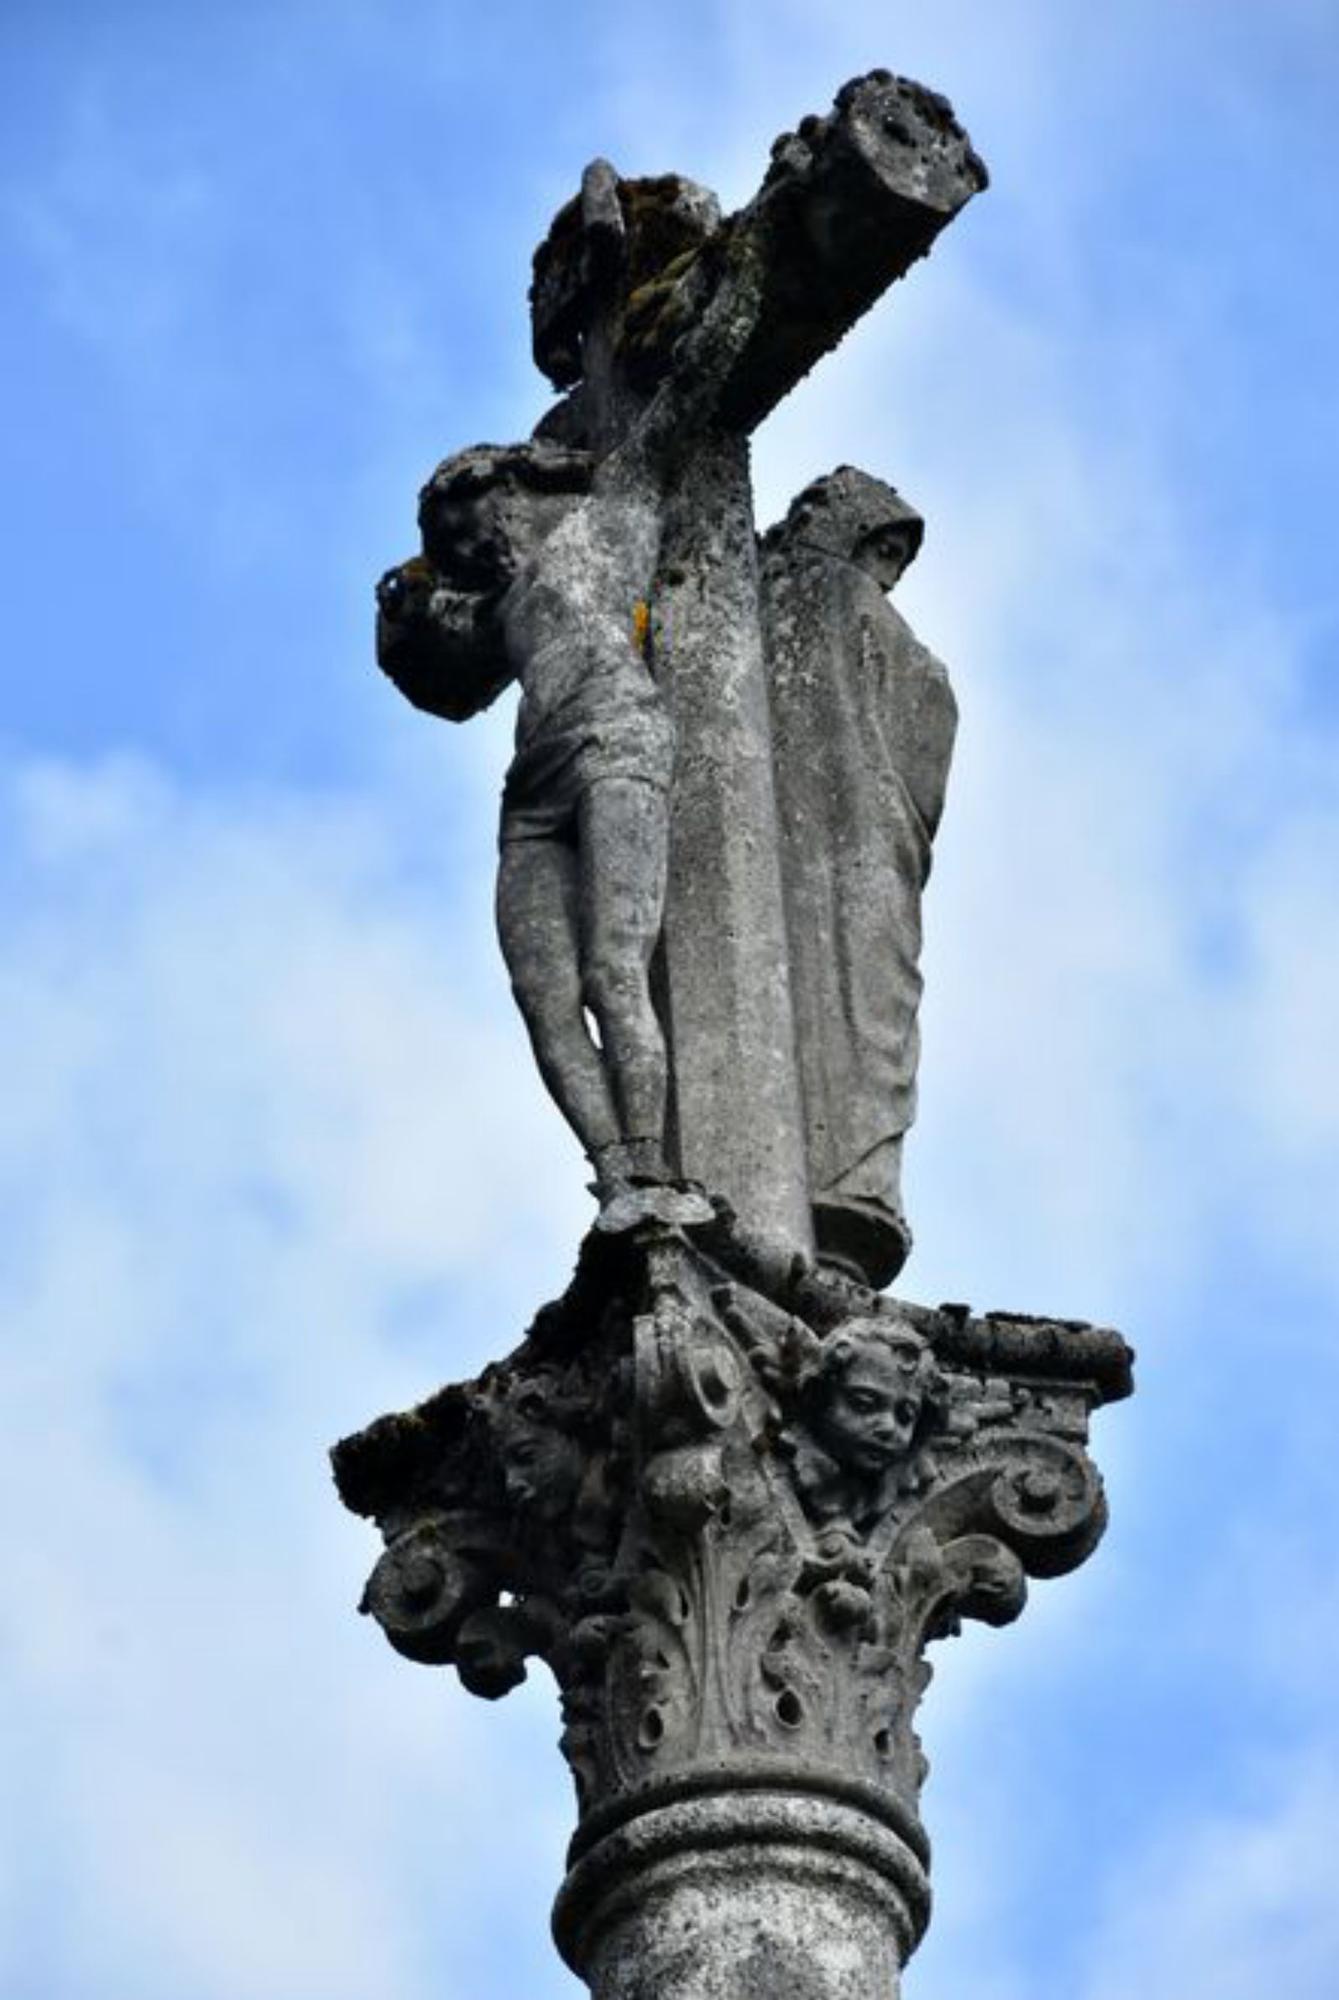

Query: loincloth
[[499, 698, 676, 845]]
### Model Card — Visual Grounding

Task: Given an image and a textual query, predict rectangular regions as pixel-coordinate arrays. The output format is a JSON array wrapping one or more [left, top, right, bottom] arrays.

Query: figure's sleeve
[[375, 559, 515, 723], [885, 623, 957, 841]]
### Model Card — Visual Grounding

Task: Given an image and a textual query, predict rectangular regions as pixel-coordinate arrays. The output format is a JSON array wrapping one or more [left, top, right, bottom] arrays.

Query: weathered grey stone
[[555, 1789, 927, 2000], [761, 469, 955, 1285], [333, 1208, 1130, 1997], [379, 441, 675, 1199], [376, 70, 985, 1248], [343, 65, 1133, 2000]]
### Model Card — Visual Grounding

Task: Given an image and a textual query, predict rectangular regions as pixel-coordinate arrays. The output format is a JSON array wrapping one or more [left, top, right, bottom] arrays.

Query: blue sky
[[2, 4, 1337, 1998]]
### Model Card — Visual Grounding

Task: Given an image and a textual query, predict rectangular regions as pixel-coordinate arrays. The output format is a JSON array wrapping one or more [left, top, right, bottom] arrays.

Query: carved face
[[493, 1387, 585, 1524], [426, 483, 574, 592], [813, 1338, 923, 1475], [854, 523, 917, 593]]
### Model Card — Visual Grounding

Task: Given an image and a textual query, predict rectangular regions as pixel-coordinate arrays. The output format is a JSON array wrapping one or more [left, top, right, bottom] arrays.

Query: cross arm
[[716, 71, 987, 431], [620, 71, 986, 460]]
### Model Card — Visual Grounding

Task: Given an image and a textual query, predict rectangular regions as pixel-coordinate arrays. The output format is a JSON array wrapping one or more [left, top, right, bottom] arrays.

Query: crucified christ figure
[[378, 440, 674, 1201], [374, 74, 985, 1238]]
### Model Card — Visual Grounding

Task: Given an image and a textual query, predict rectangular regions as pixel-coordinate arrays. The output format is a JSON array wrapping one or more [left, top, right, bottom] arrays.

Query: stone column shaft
[[555, 1787, 927, 2000]]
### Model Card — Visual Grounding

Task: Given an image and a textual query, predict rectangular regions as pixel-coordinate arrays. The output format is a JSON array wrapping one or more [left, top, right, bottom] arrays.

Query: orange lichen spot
[[631, 599, 652, 653]]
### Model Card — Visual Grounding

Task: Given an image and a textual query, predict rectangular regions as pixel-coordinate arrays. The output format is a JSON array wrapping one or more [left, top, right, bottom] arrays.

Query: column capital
[[333, 1211, 1130, 1876]]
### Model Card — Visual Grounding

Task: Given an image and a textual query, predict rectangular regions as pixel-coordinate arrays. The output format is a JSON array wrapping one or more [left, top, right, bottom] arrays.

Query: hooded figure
[[760, 468, 956, 1287]]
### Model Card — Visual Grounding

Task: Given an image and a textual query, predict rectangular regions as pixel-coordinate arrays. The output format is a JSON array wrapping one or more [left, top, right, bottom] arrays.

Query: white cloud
[[0, 752, 588, 2000], [1080, 1762, 1339, 2000]]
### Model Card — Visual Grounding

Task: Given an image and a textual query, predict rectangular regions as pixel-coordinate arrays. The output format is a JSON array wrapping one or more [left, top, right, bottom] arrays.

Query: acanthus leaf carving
[[331, 1215, 1131, 1838]]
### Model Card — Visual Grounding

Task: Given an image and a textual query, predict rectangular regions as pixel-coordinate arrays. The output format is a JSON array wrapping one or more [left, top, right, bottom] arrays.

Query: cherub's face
[[815, 1343, 922, 1474], [500, 1422, 582, 1514], [497, 1416, 583, 1520], [494, 1387, 584, 1523]]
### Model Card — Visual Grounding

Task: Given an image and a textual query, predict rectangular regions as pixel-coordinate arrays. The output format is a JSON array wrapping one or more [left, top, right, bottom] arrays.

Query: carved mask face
[[495, 1389, 585, 1522], [815, 1343, 922, 1474]]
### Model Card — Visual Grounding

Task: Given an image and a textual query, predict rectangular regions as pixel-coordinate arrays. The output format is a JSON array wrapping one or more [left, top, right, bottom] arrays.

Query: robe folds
[[761, 540, 956, 1286]]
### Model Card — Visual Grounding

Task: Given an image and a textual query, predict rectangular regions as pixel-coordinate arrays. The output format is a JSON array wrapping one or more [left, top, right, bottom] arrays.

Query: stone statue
[[377, 439, 677, 1202], [761, 468, 956, 1286], [338, 73, 1132, 2000], [781, 1314, 947, 1532], [375, 71, 988, 1258]]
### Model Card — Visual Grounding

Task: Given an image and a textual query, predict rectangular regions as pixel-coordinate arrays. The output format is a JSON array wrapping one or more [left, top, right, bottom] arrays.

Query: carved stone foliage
[[332, 1211, 1131, 1837]]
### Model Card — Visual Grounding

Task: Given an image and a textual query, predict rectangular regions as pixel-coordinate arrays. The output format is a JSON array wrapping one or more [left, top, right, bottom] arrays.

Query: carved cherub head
[[764, 467, 924, 594], [779, 1317, 945, 1532], [800, 1317, 941, 1475], [476, 1365, 589, 1528], [417, 438, 592, 593]]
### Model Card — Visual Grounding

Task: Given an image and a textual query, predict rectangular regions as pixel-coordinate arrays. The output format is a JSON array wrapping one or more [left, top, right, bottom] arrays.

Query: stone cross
[[537, 75, 986, 1259], [376, 72, 986, 1269], [342, 70, 1132, 2000]]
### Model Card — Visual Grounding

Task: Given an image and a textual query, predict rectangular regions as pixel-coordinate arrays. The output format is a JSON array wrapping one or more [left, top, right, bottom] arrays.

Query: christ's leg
[[496, 836, 620, 1163], [578, 776, 671, 1178]]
